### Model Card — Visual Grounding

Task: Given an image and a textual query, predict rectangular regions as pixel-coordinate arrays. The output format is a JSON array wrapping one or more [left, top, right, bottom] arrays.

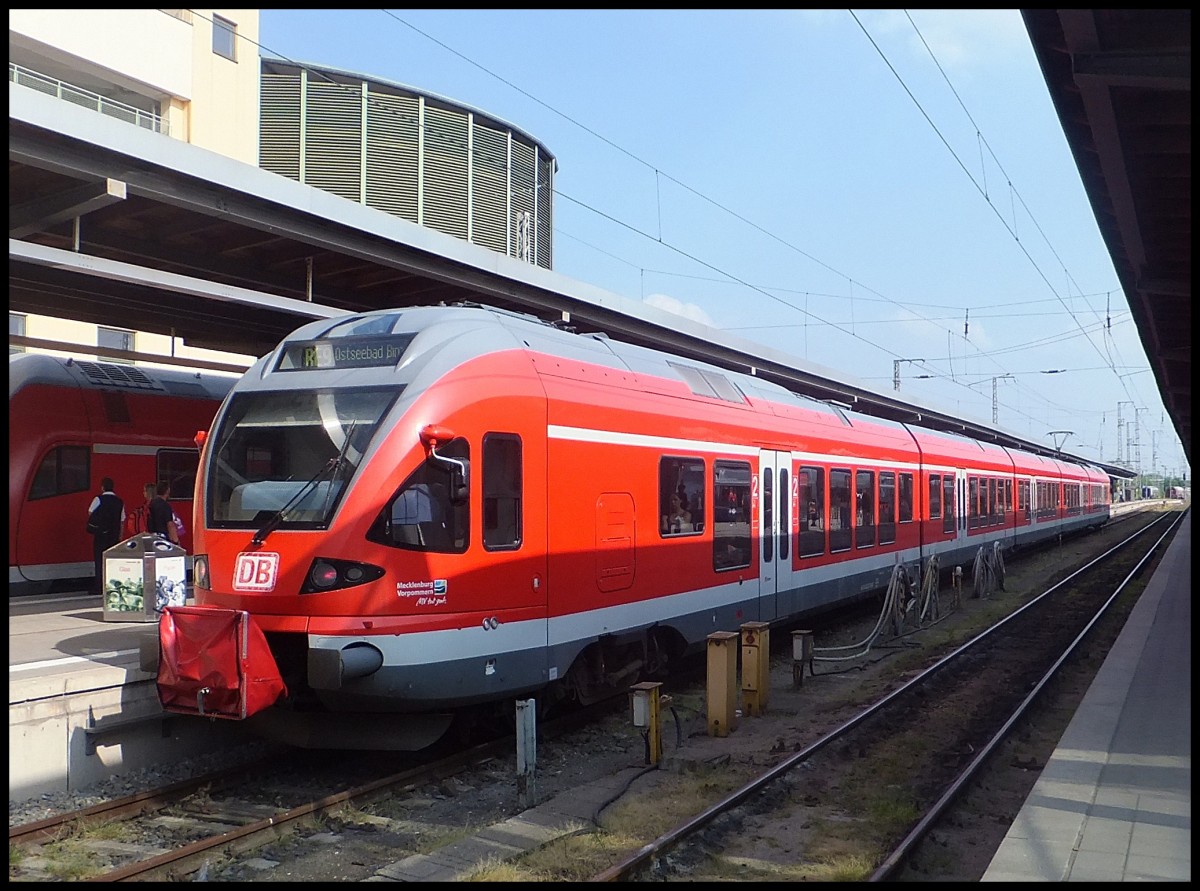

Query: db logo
[[233, 552, 280, 592]]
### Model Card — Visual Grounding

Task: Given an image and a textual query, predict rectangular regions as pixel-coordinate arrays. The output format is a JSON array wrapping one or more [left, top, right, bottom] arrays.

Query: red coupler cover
[[157, 605, 286, 719]]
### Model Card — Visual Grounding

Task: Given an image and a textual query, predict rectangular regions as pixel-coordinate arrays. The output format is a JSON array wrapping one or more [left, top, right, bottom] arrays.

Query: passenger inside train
[[661, 492, 693, 535]]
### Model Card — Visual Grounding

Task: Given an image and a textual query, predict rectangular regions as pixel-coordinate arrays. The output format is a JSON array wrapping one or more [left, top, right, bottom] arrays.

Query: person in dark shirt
[[147, 482, 177, 543], [86, 477, 125, 595]]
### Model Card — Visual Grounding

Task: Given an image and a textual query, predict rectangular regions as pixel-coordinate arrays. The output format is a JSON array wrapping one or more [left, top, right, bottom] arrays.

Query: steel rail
[[590, 512, 1173, 882], [868, 510, 1183, 880]]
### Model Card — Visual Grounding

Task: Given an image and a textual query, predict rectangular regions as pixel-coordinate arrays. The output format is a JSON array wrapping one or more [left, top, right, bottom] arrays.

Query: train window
[[989, 478, 1000, 524], [968, 477, 980, 530], [778, 468, 789, 562], [898, 472, 913, 523], [799, 465, 825, 558], [208, 386, 396, 528], [668, 362, 747, 404], [483, 434, 521, 550], [372, 437, 470, 553], [660, 456, 705, 537], [28, 445, 90, 501], [829, 469, 852, 552], [878, 471, 895, 545], [942, 476, 955, 534], [929, 474, 942, 520], [157, 449, 200, 501], [855, 470, 875, 549], [712, 460, 751, 571]]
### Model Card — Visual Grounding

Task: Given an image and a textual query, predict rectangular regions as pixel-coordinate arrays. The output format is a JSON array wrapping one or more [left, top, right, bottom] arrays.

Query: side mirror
[[419, 425, 469, 505]]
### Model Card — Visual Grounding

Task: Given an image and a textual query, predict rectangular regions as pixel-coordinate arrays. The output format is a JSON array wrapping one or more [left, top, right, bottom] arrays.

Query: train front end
[[152, 307, 541, 750]]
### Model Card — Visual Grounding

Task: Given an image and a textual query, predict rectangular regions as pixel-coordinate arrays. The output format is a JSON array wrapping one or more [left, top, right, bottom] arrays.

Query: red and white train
[[153, 304, 1111, 749], [9, 353, 236, 596]]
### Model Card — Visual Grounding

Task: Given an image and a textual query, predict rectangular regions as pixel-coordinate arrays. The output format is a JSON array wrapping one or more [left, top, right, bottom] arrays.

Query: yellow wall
[[9, 8, 262, 363], [187, 9, 260, 164], [12, 312, 255, 376]]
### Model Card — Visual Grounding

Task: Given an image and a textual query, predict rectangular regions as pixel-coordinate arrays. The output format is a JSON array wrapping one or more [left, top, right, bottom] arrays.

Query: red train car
[[151, 305, 1110, 749], [9, 353, 237, 596]]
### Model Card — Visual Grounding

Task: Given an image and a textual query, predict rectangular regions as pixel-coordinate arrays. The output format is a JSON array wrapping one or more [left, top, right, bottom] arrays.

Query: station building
[[9, 9, 556, 369]]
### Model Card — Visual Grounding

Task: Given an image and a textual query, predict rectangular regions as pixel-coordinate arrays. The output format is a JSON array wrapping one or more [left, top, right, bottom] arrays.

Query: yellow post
[[740, 621, 770, 716], [706, 631, 739, 736]]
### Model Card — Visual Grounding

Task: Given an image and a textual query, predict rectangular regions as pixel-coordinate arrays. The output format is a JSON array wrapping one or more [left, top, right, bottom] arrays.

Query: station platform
[[9, 594, 255, 802], [982, 509, 1191, 882]]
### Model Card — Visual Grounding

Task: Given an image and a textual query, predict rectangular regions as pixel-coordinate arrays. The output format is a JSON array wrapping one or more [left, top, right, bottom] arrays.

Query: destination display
[[277, 333, 415, 370]]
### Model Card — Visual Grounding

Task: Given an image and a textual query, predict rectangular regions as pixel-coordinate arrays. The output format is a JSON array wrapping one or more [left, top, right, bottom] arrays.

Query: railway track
[[8, 698, 624, 881], [9, 508, 1172, 882], [589, 511, 1179, 882]]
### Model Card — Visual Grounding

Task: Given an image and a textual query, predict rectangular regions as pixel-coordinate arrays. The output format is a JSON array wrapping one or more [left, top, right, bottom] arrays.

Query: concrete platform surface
[[983, 511, 1190, 882]]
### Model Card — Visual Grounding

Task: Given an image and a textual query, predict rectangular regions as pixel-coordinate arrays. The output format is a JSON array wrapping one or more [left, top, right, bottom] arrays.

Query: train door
[[757, 450, 792, 622]]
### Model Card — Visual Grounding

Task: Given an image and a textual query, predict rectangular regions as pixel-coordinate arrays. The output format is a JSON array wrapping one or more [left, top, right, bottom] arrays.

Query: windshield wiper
[[251, 456, 342, 548], [322, 421, 358, 518]]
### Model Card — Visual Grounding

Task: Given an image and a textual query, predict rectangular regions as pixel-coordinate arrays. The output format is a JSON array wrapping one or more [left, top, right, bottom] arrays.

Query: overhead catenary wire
[[190, 9, 1164, 459]]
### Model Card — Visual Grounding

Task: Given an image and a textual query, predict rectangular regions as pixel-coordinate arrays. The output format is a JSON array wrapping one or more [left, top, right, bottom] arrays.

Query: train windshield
[[206, 386, 398, 530]]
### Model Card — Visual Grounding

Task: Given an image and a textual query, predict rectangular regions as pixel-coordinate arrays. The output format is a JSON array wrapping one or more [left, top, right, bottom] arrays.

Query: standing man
[[146, 482, 179, 544], [86, 477, 125, 595]]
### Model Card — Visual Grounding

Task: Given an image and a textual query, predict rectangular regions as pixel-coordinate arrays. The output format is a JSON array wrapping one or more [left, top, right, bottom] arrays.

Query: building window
[[10, 312, 26, 354], [213, 15, 237, 61], [98, 326, 135, 364]]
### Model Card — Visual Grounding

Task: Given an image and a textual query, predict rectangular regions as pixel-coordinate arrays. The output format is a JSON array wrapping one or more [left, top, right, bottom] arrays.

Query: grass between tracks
[[463, 762, 753, 882], [12, 817, 128, 880]]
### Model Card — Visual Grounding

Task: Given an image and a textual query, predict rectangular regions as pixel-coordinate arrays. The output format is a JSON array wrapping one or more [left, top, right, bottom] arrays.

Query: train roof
[[9, 353, 238, 402], [250, 303, 865, 424], [247, 305, 1117, 471], [228, 305, 1126, 482]]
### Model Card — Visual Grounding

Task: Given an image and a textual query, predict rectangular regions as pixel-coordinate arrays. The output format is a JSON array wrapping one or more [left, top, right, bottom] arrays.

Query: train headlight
[[301, 557, 385, 594], [193, 555, 210, 591], [310, 561, 340, 589]]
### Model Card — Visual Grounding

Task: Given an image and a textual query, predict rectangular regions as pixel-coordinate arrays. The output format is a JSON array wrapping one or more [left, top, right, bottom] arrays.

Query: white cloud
[[642, 293, 718, 327], [892, 9, 1030, 72], [799, 9, 1030, 74]]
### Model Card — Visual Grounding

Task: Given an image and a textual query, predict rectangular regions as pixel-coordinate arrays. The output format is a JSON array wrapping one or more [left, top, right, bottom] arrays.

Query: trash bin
[[101, 533, 189, 623]]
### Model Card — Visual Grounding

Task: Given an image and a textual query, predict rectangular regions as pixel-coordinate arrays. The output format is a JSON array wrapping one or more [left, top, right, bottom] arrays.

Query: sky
[[255, 9, 1188, 483]]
